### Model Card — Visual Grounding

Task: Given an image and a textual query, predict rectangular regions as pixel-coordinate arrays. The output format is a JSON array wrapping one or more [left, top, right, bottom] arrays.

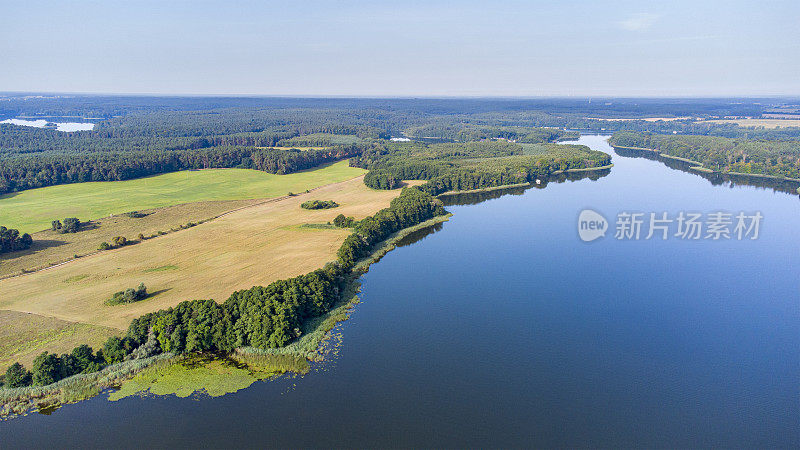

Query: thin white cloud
[[617, 13, 660, 31], [624, 35, 722, 45]]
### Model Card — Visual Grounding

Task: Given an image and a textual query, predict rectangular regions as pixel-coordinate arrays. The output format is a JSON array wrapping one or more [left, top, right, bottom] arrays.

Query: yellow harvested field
[[0, 198, 264, 278], [0, 176, 413, 333], [0, 310, 119, 370], [698, 118, 800, 128]]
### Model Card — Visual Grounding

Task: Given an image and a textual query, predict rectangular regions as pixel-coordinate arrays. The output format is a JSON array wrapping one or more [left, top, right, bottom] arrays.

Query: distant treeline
[[353, 140, 612, 195], [399, 114, 800, 141], [0, 226, 32, 254], [4, 98, 800, 194], [3, 187, 446, 387], [609, 132, 800, 179], [0, 110, 392, 194], [403, 124, 578, 143]]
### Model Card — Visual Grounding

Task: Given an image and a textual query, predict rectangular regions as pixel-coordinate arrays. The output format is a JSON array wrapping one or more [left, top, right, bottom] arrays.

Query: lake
[[2, 135, 798, 447], [1, 118, 95, 132]]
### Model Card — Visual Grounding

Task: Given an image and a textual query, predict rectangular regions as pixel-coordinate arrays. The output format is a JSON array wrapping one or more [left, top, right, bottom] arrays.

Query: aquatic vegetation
[[108, 353, 308, 401], [0, 353, 172, 418]]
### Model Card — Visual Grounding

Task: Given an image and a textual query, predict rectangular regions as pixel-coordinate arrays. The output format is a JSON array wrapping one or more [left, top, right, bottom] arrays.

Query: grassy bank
[[0, 353, 173, 419], [0, 310, 119, 371]]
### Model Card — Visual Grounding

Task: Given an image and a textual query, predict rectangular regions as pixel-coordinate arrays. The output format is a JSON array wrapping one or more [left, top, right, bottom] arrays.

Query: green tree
[[70, 344, 95, 373], [135, 283, 147, 299], [32, 352, 62, 386], [103, 337, 127, 364], [4, 362, 32, 388]]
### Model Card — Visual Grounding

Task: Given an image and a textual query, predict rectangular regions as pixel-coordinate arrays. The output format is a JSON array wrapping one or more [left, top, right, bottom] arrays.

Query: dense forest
[[2, 95, 800, 194], [3, 187, 447, 387], [353, 140, 611, 194], [609, 132, 800, 179]]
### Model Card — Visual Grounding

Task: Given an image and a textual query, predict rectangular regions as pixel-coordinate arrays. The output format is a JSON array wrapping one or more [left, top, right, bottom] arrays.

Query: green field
[[0, 160, 365, 233]]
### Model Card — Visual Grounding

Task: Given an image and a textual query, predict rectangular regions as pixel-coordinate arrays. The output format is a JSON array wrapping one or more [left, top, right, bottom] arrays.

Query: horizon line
[[2, 91, 800, 100]]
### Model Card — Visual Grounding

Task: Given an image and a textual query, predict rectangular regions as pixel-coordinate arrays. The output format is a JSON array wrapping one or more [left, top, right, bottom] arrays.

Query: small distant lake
[[1, 118, 95, 132]]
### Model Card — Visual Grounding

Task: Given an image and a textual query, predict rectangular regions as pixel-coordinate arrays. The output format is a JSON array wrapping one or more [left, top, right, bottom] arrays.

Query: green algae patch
[[108, 353, 306, 401]]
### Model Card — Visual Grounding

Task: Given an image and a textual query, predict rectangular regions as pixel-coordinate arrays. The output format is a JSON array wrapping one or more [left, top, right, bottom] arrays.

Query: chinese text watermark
[[579, 210, 762, 242]]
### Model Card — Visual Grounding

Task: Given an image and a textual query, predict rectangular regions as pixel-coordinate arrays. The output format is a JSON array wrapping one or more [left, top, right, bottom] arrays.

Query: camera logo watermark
[[578, 209, 608, 242], [578, 210, 763, 241]]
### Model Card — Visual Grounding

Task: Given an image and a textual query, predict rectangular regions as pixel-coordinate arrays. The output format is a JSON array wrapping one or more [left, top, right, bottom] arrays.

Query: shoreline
[[0, 353, 175, 419], [0, 162, 610, 418], [438, 183, 530, 196], [554, 163, 615, 174], [238, 213, 453, 362], [436, 163, 615, 197], [0, 213, 453, 419], [610, 144, 800, 185]]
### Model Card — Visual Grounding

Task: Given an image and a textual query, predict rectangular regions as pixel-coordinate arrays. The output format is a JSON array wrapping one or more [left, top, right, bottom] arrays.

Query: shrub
[[112, 236, 128, 247], [106, 283, 148, 305], [98, 242, 111, 250], [52, 218, 82, 233], [61, 217, 81, 233], [301, 200, 339, 210], [333, 214, 356, 228]]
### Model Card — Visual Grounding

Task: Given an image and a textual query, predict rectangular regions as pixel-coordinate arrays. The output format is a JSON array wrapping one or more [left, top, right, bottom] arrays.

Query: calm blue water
[[3, 136, 798, 448]]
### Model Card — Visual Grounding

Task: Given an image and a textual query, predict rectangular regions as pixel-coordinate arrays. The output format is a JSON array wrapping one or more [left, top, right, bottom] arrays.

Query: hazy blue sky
[[2, 0, 798, 96]]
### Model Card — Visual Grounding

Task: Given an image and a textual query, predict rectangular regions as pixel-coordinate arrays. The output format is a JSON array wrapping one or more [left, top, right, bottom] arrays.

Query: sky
[[1, 0, 799, 97]]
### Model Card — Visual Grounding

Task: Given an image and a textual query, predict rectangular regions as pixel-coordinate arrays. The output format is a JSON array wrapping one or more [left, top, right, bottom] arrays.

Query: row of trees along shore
[[3, 187, 446, 388], [609, 131, 800, 179]]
